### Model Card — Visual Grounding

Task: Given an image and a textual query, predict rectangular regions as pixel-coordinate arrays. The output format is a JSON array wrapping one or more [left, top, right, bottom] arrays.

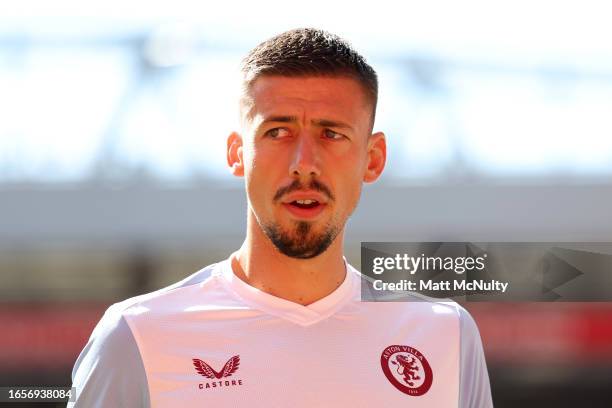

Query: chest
[[133, 305, 460, 407]]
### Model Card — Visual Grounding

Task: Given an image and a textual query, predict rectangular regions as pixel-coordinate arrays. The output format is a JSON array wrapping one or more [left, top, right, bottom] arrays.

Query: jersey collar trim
[[215, 256, 358, 327]]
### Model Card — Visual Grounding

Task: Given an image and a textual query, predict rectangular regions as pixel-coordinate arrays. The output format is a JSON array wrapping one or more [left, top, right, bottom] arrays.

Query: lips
[[282, 201, 326, 219], [280, 191, 328, 219], [281, 191, 328, 205], [291, 199, 319, 208]]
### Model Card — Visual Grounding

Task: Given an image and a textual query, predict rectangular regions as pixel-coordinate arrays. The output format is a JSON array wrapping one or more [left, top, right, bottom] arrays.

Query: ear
[[363, 131, 386, 183], [227, 131, 244, 177]]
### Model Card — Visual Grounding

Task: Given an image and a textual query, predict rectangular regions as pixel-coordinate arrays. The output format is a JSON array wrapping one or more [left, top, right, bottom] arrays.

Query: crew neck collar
[[215, 255, 358, 327]]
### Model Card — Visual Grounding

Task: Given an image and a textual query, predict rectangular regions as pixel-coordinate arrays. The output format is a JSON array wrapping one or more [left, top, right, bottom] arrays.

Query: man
[[69, 28, 493, 407]]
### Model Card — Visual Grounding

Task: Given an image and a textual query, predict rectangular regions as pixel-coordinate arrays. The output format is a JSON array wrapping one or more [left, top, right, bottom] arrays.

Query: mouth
[[290, 199, 320, 209], [282, 199, 326, 219]]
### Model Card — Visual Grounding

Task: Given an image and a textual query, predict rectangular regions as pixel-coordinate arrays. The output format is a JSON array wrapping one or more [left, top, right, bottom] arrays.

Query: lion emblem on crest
[[391, 354, 421, 386]]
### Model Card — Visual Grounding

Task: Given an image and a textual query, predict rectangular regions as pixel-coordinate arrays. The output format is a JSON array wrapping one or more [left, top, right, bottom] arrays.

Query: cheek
[[243, 143, 267, 185], [242, 148, 265, 206], [243, 147, 284, 208], [335, 173, 364, 212], [245, 141, 281, 172], [333, 150, 367, 181]]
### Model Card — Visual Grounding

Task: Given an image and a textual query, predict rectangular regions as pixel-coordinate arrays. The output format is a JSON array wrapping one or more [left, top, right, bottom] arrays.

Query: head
[[227, 28, 386, 259]]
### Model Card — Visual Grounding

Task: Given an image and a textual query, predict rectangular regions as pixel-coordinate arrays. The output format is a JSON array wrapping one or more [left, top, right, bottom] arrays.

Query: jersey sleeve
[[458, 306, 494, 408], [68, 303, 150, 408]]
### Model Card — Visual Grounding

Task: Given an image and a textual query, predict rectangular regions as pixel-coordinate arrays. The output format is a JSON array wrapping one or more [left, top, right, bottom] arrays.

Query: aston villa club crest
[[380, 345, 433, 396], [193, 355, 244, 389]]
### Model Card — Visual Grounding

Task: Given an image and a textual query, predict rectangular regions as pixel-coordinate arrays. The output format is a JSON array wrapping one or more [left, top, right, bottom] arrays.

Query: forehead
[[242, 76, 371, 126]]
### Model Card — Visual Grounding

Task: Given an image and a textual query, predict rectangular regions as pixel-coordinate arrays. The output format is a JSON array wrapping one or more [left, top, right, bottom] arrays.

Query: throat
[[230, 251, 347, 306]]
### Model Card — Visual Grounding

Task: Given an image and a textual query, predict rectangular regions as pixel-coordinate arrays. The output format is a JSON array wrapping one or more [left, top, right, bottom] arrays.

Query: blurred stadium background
[[1, 1, 611, 407]]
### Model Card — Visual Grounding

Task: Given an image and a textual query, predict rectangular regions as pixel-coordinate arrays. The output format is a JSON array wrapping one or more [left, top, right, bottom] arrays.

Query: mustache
[[273, 179, 335, 203]]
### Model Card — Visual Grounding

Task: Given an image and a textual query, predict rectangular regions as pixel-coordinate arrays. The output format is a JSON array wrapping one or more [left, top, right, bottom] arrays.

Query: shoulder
[[92, 261, 220, 342], [353, 266, 470, 320], [122, 261, 218, 309], [69, 300, 148, 407], [104, 262, 220, 322], [69, 263, 219, 407], [455, 304, 493, 408]]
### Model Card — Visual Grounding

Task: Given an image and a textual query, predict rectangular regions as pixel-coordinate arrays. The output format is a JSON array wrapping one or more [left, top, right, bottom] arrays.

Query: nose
[[289, 132, 321, 178]]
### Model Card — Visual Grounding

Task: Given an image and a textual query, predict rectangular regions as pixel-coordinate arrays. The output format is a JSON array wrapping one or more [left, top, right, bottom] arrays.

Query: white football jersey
[[68, 257, 493, 407]]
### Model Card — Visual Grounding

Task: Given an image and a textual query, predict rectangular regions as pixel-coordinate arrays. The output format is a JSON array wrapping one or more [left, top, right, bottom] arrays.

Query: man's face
[[229, 75, 385, 259]]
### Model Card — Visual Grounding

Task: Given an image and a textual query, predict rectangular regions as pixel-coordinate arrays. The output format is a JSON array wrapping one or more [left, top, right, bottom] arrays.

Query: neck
[[231, 212, 347, 306]]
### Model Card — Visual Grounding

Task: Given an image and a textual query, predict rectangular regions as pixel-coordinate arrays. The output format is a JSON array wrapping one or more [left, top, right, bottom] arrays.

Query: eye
[[324, 129, 344, 140], [264, 128, 290, 139]]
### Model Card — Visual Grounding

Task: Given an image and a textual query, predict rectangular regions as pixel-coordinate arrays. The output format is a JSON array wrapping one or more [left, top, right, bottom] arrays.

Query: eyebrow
[[260, 115, 354, 131]]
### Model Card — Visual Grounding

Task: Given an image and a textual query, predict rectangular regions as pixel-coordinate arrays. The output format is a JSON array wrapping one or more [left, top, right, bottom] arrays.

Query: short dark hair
[[240, 28, 378, 124]]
